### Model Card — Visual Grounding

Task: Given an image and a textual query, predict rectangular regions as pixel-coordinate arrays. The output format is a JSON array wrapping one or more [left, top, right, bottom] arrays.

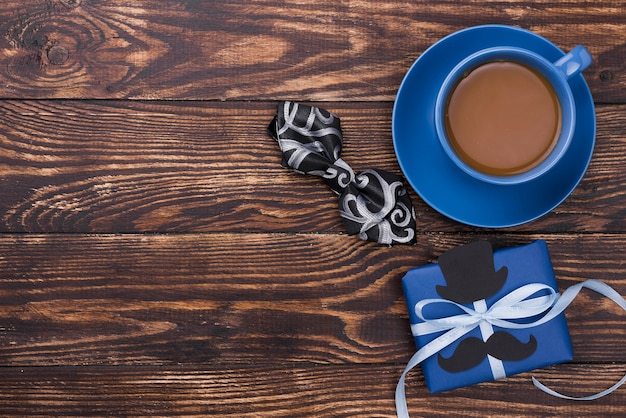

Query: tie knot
[[322, 158, 356, 193]]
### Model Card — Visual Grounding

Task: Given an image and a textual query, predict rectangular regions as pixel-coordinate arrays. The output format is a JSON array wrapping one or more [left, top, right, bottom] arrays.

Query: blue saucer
[[392, 25, 595, 228]]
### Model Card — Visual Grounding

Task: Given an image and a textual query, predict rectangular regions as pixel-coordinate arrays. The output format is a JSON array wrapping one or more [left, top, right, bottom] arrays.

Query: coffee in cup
[[435, 45, 592, 185]]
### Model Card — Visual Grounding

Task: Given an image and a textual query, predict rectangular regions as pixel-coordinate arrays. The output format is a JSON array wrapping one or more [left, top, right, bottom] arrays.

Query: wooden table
[[1, 1, 625, 416]]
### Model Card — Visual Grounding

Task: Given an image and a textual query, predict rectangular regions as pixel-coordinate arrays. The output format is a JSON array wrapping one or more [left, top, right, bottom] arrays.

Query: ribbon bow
[[267, 101, 416, 245], [396, 279, 626, 418], [412, 283, 558, 337]]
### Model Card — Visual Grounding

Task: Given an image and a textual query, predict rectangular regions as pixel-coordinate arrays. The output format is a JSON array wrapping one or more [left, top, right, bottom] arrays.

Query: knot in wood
[[47, 45, 70, 65], [59, 0, 82, 8], [599, 70, 614, 82]]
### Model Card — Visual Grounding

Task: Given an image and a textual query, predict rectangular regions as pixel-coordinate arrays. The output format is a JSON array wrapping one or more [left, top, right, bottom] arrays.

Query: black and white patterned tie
[[267, 101, 416, 245]]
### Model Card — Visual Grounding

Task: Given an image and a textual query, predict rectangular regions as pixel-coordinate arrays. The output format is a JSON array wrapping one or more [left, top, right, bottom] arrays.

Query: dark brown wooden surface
[[2, 1, 626, 417]]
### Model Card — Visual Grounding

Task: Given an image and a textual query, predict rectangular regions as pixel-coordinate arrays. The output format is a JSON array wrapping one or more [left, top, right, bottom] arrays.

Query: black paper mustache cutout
[[267, 101, 416, 245], [438, 331, 538, 373]]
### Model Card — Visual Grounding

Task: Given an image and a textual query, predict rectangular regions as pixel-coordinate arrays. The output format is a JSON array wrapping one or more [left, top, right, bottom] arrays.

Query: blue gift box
[[402, 240, 573, 393]]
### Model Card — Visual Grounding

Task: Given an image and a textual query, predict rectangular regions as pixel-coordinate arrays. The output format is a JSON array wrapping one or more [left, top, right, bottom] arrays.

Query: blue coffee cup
[[434, 45, 592, 185]]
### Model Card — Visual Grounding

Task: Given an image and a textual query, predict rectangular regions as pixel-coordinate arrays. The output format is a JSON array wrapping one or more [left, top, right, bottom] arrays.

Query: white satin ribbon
[[396, 279, 626, 418]]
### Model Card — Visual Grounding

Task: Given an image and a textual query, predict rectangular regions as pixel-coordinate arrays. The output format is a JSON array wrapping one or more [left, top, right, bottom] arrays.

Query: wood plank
[[0, 364, 624, 417], [1, 233, 626, 366], [0, 1, 623, 101], [1, 100, 625, 233]]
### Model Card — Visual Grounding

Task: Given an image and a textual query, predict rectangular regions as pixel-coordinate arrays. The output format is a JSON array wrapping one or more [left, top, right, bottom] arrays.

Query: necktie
[[268, 101, 416, 245]]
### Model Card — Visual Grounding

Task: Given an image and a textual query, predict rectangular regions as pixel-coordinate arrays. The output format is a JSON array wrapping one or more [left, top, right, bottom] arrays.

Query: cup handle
[[553, 45, 593, 79]]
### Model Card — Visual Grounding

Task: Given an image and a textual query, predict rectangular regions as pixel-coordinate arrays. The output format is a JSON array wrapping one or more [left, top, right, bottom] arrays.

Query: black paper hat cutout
[[436, 241, 508, 304]]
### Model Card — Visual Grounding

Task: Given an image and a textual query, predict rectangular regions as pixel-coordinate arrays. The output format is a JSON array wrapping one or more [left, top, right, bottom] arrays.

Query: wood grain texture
[[0, 364, 625, 417], [2, 0, 626, 416], [1, 233, 626, 367], [2, 100, 626, 234], [0, 0, 624, 101]]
